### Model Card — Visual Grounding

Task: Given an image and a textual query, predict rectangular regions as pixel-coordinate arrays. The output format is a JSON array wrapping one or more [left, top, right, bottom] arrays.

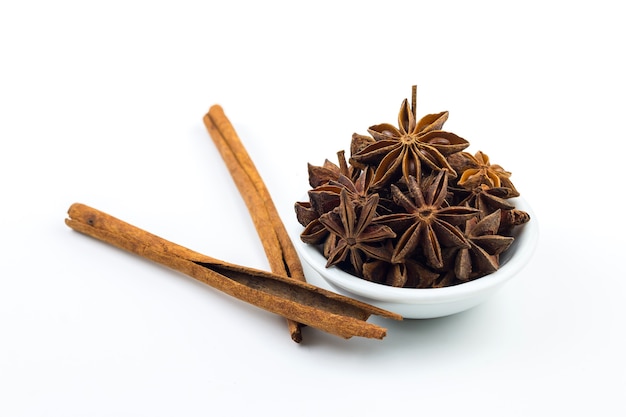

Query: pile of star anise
[[294, 87, 530, 288]]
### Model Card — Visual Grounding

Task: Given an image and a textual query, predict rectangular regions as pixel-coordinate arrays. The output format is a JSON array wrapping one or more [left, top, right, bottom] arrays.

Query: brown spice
[[66, 203, 402, 340], [349, 85, 470, 189], [297, 86, 531, 288], [318, 190, 396, 276], [203, 105, 307, 342]]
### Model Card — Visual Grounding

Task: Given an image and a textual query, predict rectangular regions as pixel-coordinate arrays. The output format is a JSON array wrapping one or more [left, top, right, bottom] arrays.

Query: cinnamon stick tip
[[67, 202, 85, 216], [206, 104, 224, 118], [65, 203, 104, 236], [291, 330, 303, 343], [66, 202, 93, 224]]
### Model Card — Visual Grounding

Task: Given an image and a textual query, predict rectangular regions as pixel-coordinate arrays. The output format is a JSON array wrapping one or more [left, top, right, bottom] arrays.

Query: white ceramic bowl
[[292, 196, 538, 319]]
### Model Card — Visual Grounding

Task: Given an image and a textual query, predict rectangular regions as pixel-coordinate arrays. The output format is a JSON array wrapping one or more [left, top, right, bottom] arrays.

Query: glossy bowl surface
[[292, 196, 538, 319]]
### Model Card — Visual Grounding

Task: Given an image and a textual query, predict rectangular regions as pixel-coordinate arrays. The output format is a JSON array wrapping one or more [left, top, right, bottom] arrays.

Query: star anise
[[295, 86, 531, 289], [309, 170, 374, 214], [349, 86, 470, 189], [499, 208, 531, 235], [362, 258, 441, 288], [318, 189, 396, 276], [296, 149, 394, 248], [306, 150, 359, 188], [295, 150, 353, 227], [453, 209, 514, 281], [449, 150, 520, 197], [298, 215, 330, 245], [448, 174, 530, 235], [375, 172, 478, 269], [454, 183, 517, 219], [295, 150, 372, 226], [297, 170, 376, 245], [296, 167, 377, 245]]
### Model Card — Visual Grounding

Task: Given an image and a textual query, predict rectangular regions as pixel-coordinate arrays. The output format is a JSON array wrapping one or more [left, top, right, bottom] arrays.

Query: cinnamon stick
[[66, 203, 401, 340], [203, 105, 306, 342]]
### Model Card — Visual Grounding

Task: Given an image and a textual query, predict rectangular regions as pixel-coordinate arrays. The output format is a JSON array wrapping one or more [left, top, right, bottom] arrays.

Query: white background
[[2, 1, 625, 416]]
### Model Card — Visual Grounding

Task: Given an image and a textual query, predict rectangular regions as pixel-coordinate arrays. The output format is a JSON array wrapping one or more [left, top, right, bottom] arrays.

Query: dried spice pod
[[319, 190, 396, 276], [499, 208, 531, 235], [452, 150, 520, 197], [349, 86, 470, 189], [453, 209, 514, 281], [453, 184, 516, 218], [375, 172, 477, 268], [296, 86, 531, 288]]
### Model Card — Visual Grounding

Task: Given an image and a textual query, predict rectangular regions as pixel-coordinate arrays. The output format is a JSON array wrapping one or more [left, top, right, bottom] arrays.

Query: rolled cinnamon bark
[[66, 203, 401, 340], [203, 105, 307, 342]]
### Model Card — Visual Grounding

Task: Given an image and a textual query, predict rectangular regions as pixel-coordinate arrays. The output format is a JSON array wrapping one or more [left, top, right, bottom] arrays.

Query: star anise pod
[[295, 151, 359, 228], [306, 150, 359, 188], [454, 183, 517, 219], [363, 258, 441, 288], [296, 167, 377, 245], [318, 189, 396, 276], [449, 150, 520, 197], [295, 86, 531, 289], [349, 86, 470, 189], [298, 215, 329, 245], [309, 170, 374, 213], [296, 151, 347, 224], [295, 149, 371, 225], [297, 171, 373, 244], [449, 182, 530, 235], [453, 209, 514, 281], [375, 172, 478, 269], [294, 200, 317, 228], [499, 208, 531, 235]]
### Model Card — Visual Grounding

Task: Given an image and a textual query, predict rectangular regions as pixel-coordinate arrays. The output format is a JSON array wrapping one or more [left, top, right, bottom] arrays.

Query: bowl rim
[[292, 195, 539, 304]]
